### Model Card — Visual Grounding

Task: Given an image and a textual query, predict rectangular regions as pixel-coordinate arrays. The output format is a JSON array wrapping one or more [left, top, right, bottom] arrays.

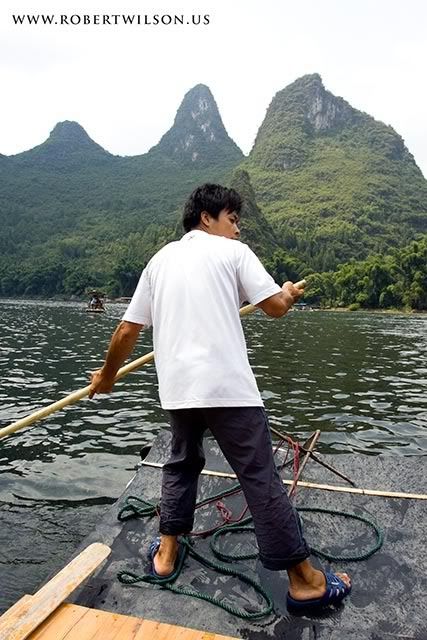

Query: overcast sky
[[1, 0, 426, 177]]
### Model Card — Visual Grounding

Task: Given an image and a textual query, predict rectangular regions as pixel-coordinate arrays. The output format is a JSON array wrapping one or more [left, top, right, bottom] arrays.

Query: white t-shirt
[[122, 230, 281, 409]]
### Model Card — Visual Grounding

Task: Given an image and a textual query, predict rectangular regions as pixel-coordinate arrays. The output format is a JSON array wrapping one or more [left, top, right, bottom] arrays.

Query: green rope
[[298, 507, 384, 562], [210, 524, 257, 561], [117, 536, 274, 620], [116, 487, 384, 619], [195, 483, 242, 508], [209, 507, 383, 564], [117, 483, 243, 521], [117, 496, 158, 521]]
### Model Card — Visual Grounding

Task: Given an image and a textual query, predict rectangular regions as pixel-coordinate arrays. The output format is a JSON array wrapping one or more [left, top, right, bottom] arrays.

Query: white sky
[[1, 0, 426, 177]]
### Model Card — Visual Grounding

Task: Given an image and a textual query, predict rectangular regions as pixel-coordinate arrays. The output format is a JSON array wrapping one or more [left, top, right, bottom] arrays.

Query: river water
[[0, 300, 426, 612]]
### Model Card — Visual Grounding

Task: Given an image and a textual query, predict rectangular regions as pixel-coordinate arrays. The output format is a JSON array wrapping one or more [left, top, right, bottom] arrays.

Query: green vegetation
[[230, 168, 280, 257], [245, 74, 427, 270], [0, 75, 426, 309], [302, 236, 427, 311]]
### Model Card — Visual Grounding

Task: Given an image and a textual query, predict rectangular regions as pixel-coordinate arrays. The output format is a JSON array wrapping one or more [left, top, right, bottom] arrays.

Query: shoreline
[[319, 306, 426, 315], [0, 296, 426, 315]]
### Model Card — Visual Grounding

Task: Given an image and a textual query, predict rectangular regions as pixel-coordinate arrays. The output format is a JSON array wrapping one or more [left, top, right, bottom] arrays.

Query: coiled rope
[[210, 509, 383, 564], [118, 535, 274, 620], [116, 488, 383, 619]]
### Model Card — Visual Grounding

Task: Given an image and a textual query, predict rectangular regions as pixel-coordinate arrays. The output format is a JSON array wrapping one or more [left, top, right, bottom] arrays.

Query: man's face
[[203, 208, 240, 239]]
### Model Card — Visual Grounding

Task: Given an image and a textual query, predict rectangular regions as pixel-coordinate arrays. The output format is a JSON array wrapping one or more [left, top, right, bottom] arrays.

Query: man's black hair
[[182, 183, 242, 232]]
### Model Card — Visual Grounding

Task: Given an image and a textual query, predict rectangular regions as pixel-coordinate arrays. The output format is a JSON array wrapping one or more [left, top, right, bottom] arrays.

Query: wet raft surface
[[69, 432, 426, 639]]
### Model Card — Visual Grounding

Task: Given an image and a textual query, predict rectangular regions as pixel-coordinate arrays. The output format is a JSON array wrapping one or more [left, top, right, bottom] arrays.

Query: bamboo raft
[[2, 431, 425, 640]]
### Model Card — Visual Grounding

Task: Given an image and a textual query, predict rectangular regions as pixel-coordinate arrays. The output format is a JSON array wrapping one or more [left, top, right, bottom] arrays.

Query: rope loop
[[117, 495, 158, 521], [210, 525, 258, 561], [117, 535, 274, 620], [298, 507, 384, 562]]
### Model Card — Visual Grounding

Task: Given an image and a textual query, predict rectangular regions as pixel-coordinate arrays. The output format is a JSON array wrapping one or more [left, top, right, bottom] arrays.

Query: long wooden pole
[[0, 281, 306, 440], [139, 461, 427, 500]]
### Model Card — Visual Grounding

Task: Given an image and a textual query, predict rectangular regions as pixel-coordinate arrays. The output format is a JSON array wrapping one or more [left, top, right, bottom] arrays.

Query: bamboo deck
[[2, 437, 426, 639], [27, 603, 239, 640]]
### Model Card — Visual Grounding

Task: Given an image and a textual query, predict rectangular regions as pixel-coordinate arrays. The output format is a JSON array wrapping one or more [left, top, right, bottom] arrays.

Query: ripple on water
[[0, 301, 426, 608]]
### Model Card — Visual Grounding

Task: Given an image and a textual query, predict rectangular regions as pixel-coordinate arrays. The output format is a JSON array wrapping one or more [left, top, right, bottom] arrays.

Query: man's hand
[[282, 280, 305, 305], [256, 279, 306, 317], [88, 368, 116, 399], [87, 321, 143, 400]]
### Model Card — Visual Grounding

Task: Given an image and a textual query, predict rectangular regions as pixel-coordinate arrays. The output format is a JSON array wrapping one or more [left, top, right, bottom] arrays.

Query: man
[[89, 183, 351, 609]]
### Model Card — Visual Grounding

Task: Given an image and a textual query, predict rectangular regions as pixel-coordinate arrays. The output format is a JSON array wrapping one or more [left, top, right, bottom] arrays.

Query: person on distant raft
[[88, 183, 351, 610]]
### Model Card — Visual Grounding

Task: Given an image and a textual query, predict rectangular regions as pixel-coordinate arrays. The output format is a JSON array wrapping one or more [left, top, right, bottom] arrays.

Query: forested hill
[[0, 74, 426, 305], [11, 121, 113, 169], [0, 85, 243, 296], [244, 73, 427, 272]]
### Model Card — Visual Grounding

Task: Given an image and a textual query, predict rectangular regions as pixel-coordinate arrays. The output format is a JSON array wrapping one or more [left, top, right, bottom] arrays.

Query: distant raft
[[85, 289, 106, 313], [85, 307, 105, 314]]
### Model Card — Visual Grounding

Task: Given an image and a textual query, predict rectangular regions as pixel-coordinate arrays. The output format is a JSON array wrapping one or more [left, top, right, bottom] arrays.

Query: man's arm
[[256, 281, 305, 318], [88, 320, 143, 398]]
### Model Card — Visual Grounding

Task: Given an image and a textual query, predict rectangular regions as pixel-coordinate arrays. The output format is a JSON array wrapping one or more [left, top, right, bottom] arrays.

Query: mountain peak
[[250, 74, 368, 169], [293, 72, 323, 87], [49, 120, 93, 143], [46, 121, 110, 155], [184, 82, 213, 100], [150, 84, 243, 167], [12, 120, 111, 169], [286, 73, 353, 132]]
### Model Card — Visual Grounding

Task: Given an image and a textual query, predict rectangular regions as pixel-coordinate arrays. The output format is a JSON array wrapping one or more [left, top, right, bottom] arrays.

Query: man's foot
[[287, 571, 351, 610], [289, 571, 351, 602], [149, 535, 179, 577], [289, 569, 351, 602], [287, 559, 351, 607]]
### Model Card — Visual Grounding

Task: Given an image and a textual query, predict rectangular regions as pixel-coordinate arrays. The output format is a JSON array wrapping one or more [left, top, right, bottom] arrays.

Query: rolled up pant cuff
[[159, 517, 193, 536], [259, 547, 311, 571]]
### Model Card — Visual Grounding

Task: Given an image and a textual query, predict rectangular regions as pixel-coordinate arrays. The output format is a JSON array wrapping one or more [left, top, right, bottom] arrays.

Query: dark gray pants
[[160, 407, 310, 570]]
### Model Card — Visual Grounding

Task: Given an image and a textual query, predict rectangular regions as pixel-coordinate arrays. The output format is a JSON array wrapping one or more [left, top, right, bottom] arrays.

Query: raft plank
[[0, 543, 111, 640], [26, 604, 239, 640], [132, 619, 163, 638], [54, 606, 138, 639], [28, 604, 89, 640], [0, 596, 33, 621]]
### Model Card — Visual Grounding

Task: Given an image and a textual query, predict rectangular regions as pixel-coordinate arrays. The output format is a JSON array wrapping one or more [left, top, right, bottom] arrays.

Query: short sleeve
[[237, 244, 281, 306], [122, 267, 152, 327]]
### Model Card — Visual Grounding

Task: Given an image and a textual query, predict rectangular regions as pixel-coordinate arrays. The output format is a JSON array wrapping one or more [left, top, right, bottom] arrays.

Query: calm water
[[0, 300, 426, 611]]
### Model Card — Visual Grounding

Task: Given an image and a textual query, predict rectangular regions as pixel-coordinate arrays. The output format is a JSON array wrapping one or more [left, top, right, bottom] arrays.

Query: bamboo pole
[[0, 351, 156, 440], [139, 460, 427, 500], [0, 280, 306, 440]]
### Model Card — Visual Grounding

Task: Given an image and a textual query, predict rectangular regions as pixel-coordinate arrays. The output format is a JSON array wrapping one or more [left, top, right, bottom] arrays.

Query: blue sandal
[[287, 571, 351, 610], [148, 537, 184, 581]]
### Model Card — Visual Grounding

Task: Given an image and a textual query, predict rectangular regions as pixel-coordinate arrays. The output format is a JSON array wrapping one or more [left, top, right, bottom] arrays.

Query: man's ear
[[200, 211, 211, 227]]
